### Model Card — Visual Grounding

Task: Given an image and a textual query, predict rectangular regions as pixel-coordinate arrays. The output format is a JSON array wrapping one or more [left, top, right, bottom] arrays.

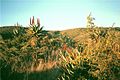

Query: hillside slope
[[61, 27, 120, 43], [61, 28, 90, 44], [0, 26, 120, 80]]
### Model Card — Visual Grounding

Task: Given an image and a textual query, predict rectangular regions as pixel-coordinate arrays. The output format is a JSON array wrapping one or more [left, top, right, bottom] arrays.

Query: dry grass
[[30, 60, 58, 72]]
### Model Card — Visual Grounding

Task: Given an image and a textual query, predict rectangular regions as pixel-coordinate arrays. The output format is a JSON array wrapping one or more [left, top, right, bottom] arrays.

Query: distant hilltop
[[0, 26, 120, 32]]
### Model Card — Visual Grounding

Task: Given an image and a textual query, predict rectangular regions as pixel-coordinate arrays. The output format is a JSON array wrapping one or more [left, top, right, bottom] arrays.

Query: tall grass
[[57, 14, 120, 80]]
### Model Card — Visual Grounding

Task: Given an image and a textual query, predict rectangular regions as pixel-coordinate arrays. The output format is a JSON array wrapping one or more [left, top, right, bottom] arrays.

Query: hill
[[1, 26, 120, 40], [61, 27, 120, 44], [0, 26, 120, 80]]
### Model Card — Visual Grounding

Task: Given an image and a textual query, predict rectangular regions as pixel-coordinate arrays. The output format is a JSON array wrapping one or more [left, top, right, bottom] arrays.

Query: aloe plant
[[29, 16, 44, 37]]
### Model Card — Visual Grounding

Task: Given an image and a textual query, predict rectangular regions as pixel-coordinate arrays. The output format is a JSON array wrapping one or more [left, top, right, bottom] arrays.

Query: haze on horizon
[[0, 0, 120, 30]]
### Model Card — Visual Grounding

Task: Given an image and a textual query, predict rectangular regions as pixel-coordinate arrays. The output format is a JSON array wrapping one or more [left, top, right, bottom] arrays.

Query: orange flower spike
[[30, 39, 36, 46], [37, 18, 40, 27], [66, 48, 72, 53], [63, 44, 67, 50], [32, 16, 35, 25]]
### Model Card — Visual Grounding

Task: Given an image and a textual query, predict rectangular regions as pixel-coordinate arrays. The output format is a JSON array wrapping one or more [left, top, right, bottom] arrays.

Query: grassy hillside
[[0, 17, 120, 80], [61, 27, 120, 41], [1, 26, 120, 41]]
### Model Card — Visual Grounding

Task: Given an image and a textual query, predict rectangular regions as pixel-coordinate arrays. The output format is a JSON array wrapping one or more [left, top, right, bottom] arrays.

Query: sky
[[0, 0, 120, 30]]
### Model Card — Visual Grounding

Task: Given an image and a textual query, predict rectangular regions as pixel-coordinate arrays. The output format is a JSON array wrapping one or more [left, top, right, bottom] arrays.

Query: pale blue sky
[[0, 0, 120, 30]]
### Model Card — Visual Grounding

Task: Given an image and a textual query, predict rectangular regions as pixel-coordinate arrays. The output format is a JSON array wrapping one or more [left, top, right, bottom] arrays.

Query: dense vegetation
[[0, 15, 120, 80]]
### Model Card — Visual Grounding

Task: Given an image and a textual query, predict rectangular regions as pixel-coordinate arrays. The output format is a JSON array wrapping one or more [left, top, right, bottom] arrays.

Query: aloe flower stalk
[[30, 17, 32, 25], [37, 18, 40, 27], [32, 16, 35, 25]]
